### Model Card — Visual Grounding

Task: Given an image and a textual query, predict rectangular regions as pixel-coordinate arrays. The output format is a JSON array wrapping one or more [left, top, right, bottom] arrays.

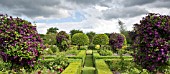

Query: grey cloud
[[121, 0, 157, 7], [0, 0, 72, 18], [102, 7, 148, 19], [147, 0, 170, 8]]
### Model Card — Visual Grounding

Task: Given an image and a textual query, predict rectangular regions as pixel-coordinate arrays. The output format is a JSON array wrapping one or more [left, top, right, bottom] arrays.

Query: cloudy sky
[[1, 0, 170, 34]]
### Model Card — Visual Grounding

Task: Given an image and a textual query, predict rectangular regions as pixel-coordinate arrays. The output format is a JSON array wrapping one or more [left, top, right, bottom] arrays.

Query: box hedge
[[61, 62, 82, 74], [95, 59, 112, 74]]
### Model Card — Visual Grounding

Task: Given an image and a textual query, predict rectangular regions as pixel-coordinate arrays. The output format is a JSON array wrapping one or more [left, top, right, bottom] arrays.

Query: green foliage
[[93, 34, 109, 45], [88, 44, 95, 50], [61, 62, 82, 74], [70, 29, 83, 37], [67, 50, 86, 65], [49, 45, 59, 53], [72, 33, 89, 48], [45, 49, 53, 55], [95, 56, 132, 60], [79, 46, 88, 50], [66, 49, 79, 56], [0, 60, 11, 72], [98, 49, 113, 56], [82, 67, 95, 74], [42, 52, 69, 73], [86, 31, 96, 44], [84, 55, 93, 67], [95, 60, 112, 74], [44, 33, 57, 45], [39, 34, 45, 40], [46, 27, 58, 34]]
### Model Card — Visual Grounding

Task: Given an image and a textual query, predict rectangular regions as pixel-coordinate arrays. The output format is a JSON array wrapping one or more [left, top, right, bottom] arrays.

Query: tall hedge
[[0, 14, 45, 71], [132, 13, 170, 72]]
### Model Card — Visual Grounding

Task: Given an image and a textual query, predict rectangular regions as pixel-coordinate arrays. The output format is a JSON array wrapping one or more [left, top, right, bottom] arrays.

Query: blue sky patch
[[35, 11, 85, 24]]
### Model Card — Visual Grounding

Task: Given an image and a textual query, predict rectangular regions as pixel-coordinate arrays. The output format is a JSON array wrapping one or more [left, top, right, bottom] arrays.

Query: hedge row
[[67, 50, 86, 65], [95, 56, 132, 59], [95, 59, 112, 74], [61, 61, 82, 74], [62, 50, 86, 74], [43, 55, 56, 59]]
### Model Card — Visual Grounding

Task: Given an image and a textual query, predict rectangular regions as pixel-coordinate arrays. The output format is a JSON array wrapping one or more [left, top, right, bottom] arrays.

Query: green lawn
[[84, 55, 93, 67], [82, 54, 95, 74]]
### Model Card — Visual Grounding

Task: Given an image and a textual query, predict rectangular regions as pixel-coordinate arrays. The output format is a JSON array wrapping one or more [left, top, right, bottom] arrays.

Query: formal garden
[[0, 13, 170, 74]]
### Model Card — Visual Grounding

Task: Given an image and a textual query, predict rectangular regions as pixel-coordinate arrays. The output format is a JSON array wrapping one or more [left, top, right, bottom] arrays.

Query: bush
[[42, 52, 69, 74], [109, 33, 126, 52], [93, 34, 109, 46], [49, 45, 59, 53], [88, 44, 95, 50], [66, 49, 79, 56], [79, 46, 87, 50], [95, 45, 100, 50], [44, 33, 57, 45], [132, 13, 170, 72], [98, 49, 113, 56], [0, 14, 45, 71], [72, 33, 89, 50], [56, 31, 71, 51]]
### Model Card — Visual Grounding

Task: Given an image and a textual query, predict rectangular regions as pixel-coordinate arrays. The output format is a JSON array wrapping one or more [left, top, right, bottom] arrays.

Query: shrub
[[56, 31, 71, 51], [61, 62, 82, 74], [72, 33, 89, 50], [132, 13, 170, 72], [109, 33, 126, 52], [98, 49, 113, 56], [0, 14, 45, 71], [93, 34, 109, 46], [44, 33, 57, 45], [42, 52, 69, 73], [49, 45, 59, 53], [66, 49, 79, 56], [95, 60, 112, 74], [95, 45, 100, 49], [88, 44, 95, 50]]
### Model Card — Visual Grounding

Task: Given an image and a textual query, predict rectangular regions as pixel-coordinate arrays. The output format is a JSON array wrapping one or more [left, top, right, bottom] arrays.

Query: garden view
[[0, 13, 170, 74]]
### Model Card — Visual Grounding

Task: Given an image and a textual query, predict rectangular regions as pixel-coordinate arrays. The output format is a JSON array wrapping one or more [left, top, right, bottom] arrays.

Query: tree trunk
[[78, 45, 81, 50]]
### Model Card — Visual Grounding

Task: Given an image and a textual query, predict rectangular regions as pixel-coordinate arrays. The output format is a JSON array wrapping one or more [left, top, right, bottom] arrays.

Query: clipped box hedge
[[68, 59, 82, 63], [43, 55, 56, 59], [95, 59, 112, 74], [67, 50, 86, 64], [61, 62, 82, 74], [95, 56, 132, 59]]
